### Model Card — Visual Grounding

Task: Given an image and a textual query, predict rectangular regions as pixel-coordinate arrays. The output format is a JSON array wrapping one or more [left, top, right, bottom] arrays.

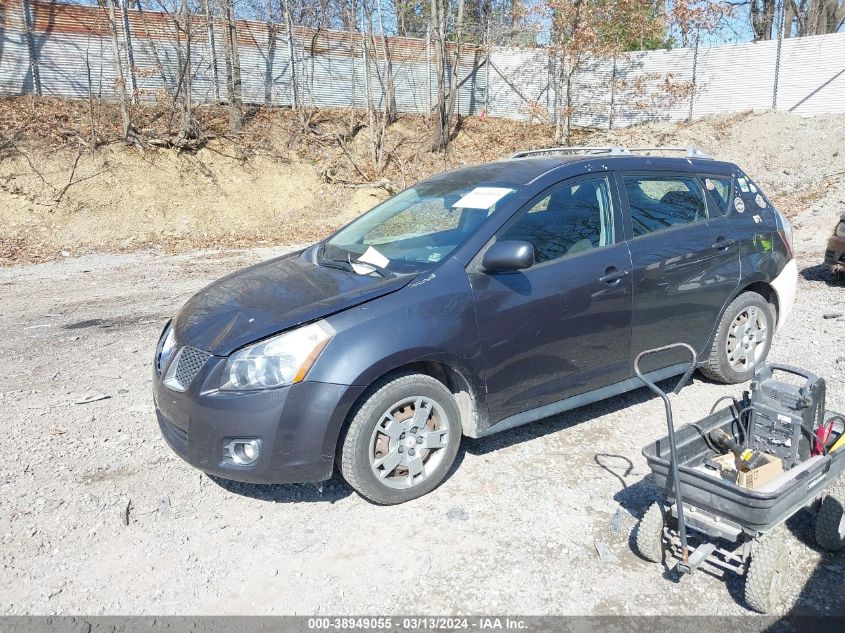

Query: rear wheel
[[339, 372, 461, 505], [701, 292, 774, 384]]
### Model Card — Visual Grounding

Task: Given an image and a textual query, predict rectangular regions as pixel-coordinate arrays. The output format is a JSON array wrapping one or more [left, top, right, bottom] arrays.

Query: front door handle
[[599, 268, 630, 285], [712, 237, 737, 250]]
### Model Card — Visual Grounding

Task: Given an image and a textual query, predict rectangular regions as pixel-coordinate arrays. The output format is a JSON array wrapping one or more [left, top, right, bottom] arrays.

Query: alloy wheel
[[368, 396, 450, 490], [726, 306, 768, 372]]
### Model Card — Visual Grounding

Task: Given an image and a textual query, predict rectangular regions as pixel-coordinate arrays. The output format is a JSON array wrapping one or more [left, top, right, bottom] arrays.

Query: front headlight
[[220, 320, 335, 391], [156, 323, 177, 373], [836, 221, 845, 238]]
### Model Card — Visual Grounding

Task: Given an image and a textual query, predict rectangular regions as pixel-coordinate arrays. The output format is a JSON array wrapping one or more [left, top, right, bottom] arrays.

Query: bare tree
[[175, 0, 197, 141], [430, 0, 464, 152], [100, 0, 137, 142], [281, 0, 306, 125], [375, 0, 396, 123], [217, 0, 243, 130], [751, 0, 776, 40], [785, 0, 845, 36]]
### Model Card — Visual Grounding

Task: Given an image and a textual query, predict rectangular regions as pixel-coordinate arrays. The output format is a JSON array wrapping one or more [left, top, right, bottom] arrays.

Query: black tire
[[338, 371, 462, 505], [635, 502, 666, 563], [744, 534, 788, 614], [815, 491, 845, 552], [700, 292, 775, 384]]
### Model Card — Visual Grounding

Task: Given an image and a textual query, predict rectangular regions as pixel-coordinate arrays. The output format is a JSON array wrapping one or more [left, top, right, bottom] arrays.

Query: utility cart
[[633, 343, 845, 613]]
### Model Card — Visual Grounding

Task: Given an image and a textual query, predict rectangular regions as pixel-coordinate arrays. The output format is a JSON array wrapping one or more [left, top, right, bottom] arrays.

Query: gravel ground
[[1, 209, 843, 616]]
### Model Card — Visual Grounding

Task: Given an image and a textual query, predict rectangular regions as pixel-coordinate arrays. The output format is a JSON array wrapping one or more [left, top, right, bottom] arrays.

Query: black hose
[[709, 395, 737, 415]]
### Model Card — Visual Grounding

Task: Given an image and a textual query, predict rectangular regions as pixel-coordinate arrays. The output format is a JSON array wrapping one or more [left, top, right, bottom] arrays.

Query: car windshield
[[321, 179, 518, 274]]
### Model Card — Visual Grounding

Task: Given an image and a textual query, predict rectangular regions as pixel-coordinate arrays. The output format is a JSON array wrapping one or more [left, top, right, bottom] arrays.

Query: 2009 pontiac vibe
[[153, 147, 797, 505]]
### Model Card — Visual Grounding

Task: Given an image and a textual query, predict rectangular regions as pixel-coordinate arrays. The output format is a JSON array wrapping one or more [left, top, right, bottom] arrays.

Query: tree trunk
[[362, 21, 378, 167], [218, 0, 242, 130], [751, 0, 776, 40], [376, 0, 396, 123], [282, 0, 304, 125], [429, 0, 448, 152], [102, 0, 133, 141], [445, 0, 465, 123], [429, 0, 463, 152], [177, 0, 196, 140], [786, 0, 843, 36]]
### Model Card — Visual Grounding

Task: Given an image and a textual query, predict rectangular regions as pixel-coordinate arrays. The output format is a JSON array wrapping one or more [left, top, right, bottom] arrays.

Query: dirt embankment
[[1, 97, 843, 264]]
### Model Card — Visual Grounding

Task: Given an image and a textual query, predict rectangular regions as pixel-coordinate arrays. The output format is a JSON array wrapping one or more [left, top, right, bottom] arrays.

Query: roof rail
[[510, 146, 712, 159], [511, 146, 630, 158], [627, 146, 712, 158]]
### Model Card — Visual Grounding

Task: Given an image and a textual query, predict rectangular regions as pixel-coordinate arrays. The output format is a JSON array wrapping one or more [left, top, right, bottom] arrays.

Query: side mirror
[[482, 240, 535, 273]]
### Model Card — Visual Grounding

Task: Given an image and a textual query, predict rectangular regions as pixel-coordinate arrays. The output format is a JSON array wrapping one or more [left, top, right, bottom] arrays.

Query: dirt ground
[[1, 169, 844, 615]]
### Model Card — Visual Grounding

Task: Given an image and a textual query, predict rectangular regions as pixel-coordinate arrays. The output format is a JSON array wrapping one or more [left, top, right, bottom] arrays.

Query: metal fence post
[[119, 0, 138, 103], [773, 0, 785, 110], [609, 55, 617, 130], [688, 34, 699, 122], [484, 47, 491, 115], [426, 25, 431, 113], [20, 0, 42, 96]]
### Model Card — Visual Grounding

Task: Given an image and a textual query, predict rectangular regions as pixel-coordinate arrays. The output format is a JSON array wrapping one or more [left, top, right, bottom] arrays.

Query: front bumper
[[152, 356, 364, 484], [825, 234, 845, 267]]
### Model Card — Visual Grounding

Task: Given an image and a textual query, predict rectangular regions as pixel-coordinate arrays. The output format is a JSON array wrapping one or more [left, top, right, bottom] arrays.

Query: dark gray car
[[153, 147, 797, 504]]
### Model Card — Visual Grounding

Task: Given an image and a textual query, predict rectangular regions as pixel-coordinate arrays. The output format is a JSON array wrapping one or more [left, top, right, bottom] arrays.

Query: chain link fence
[[1, 0, 844, 129]]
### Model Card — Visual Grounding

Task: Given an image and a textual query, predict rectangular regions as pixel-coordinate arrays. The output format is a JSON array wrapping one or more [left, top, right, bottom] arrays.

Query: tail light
[[777, 213, 794, 259]]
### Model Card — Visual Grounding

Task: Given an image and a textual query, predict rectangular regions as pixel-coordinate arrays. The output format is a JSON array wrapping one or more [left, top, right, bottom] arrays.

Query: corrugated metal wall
[[2, 0, 844, 128]]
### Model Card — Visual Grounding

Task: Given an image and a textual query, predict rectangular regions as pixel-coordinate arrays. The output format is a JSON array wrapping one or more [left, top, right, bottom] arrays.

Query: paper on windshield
[[452, 187, 513, 210], [356, 246, 390, 271]]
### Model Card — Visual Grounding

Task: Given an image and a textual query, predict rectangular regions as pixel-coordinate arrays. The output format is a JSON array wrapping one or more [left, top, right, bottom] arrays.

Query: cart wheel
[[815, 491, 845, 552], [635, 502, 666, 563], [744, 535, 788, 614]]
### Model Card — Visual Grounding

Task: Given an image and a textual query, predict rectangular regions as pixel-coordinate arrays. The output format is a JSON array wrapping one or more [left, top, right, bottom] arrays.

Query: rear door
[[619, 171, 741, 372], [468, 174, 633, 425]]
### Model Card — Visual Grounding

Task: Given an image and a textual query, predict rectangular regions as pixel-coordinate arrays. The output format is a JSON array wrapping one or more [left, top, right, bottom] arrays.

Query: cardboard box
[[712, 453, 784, 490]]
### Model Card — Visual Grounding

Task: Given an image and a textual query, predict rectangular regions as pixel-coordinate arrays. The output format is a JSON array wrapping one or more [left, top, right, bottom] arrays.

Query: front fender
[[307, 257, 486, 438]]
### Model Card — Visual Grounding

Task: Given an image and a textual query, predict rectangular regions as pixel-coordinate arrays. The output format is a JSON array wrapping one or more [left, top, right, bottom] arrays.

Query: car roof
[[426, 155, 737, 187]]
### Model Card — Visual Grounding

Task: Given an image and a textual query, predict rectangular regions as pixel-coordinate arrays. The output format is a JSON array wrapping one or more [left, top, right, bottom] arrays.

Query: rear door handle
[[599, 268, 630, 284], [712, 237, 737, 250]]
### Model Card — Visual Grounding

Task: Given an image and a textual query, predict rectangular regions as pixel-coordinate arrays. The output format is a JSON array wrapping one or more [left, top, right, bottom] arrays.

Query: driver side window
[[500, 177, 615, 264]]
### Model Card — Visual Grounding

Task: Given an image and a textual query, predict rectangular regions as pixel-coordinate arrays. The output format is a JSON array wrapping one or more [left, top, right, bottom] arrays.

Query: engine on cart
[[744, 364, 828, 469], [702, 363, 844, 489]]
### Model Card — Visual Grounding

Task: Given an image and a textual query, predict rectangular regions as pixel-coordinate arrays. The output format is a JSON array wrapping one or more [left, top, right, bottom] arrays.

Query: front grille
[[174, 346, 212, 389]]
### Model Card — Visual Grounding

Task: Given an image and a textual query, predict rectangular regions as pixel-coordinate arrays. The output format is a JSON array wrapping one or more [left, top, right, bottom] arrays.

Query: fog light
[[224, 439, 261, 465]]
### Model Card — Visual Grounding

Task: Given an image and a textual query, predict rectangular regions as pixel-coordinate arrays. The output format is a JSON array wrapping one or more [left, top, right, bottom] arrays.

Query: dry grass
[[2, 96, 842, 266]]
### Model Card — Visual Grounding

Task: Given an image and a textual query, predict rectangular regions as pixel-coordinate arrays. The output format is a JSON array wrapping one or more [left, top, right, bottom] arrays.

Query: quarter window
[[703, 176, 733, 215], [623, 175, 707, 237], [500, 177, 615, 264]]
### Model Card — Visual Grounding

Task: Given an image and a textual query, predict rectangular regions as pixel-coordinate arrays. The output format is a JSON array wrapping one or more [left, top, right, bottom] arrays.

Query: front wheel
[[701, 292, 775, 384], [815, 489, 845, 552], [635, 502, 667, 563], [744, 533, 788, 613], [339, 372, 462, 505]]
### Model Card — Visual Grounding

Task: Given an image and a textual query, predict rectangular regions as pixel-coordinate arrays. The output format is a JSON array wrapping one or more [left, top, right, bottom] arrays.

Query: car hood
[[172, 251, 414, 356]]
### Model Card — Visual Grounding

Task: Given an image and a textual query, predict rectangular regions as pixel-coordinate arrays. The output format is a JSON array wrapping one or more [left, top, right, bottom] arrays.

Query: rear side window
[[623, 175, 706, 237], [702, 176, 733, 215], [500, 177, 615, 264]]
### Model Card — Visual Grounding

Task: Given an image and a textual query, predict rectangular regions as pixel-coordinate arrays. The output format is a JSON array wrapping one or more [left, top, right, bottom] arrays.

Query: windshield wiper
[[320, 256, 393, 278]]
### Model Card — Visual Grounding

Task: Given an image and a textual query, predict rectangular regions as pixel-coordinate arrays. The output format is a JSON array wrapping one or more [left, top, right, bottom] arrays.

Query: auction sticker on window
[[452, 187, 513, 209]]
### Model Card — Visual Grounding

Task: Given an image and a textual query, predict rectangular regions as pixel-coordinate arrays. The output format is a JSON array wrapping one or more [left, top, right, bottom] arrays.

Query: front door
[[468, 175, 633, 427], [619, 172, 741, 372]]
